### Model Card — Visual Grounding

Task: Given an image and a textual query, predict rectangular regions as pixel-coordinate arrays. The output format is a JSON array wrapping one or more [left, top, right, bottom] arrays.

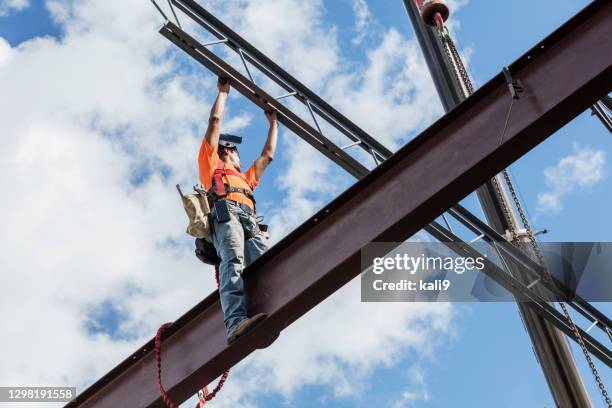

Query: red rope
[[155, 265, 230, 407], [155, 322, 178, 408]]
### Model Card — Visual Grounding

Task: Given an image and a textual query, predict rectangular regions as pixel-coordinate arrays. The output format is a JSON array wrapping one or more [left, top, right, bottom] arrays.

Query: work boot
[[227, 313, 268, 345]]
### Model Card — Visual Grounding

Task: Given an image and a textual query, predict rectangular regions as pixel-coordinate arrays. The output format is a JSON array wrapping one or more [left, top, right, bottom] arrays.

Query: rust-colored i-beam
[[69, 2, 612, 407]]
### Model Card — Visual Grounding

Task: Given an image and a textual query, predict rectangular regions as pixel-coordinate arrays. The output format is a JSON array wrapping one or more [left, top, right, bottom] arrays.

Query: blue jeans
[[209, 202, 268, 338]]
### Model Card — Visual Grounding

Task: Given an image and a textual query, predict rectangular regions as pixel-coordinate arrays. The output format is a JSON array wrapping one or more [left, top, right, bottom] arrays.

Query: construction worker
[[199, 77, 277, 345]]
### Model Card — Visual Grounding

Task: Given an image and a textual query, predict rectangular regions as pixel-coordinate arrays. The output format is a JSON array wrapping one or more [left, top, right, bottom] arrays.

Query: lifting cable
[[155, 266, 230, 407], [420, 2, 611, 405]]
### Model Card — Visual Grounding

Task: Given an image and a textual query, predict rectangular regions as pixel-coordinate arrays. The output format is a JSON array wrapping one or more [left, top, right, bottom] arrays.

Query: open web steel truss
[[69, 1, 612, 406]]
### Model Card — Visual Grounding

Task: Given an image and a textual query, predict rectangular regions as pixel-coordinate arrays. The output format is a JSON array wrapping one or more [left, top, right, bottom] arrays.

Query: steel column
[[403, 1, 605, 406]]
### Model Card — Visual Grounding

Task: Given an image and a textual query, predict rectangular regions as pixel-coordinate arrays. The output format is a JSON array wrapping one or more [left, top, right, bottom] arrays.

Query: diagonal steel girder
[[159, 7, 612, 339], [70, 1, 612, 407]]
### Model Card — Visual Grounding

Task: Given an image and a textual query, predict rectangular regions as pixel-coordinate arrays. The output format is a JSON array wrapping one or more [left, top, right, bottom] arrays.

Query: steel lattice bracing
[[158, 0, 612, 344], [68, 2, 612, 406]]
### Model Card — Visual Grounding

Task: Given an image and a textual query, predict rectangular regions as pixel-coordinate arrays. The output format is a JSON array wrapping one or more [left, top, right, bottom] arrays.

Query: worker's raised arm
[[204, 78, 231, 149], [253, 110, 278, 179]]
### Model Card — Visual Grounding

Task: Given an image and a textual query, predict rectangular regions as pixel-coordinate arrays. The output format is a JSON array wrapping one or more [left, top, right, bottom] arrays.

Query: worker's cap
[[218, 133, 242, 155]]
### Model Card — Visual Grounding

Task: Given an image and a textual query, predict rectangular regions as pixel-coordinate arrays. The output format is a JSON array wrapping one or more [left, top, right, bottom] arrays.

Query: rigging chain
[[438, 26, 611, 407]]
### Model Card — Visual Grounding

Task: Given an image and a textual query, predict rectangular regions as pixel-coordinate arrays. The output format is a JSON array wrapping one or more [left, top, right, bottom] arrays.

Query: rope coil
[[155, 266, 231, 407]]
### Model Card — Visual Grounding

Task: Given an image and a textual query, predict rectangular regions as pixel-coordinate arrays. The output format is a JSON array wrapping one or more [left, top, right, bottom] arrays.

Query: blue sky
[[0, 0, 610, 407]]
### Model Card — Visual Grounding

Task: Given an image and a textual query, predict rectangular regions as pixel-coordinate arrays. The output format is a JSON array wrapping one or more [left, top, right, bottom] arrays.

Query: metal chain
[[503, 169, 612, 407], [439, 29, 519, 241], [439, 29, 472, 97], [446, 29, 475, 95], [492, 174, 521, 243], [439, 28, 611, 407]]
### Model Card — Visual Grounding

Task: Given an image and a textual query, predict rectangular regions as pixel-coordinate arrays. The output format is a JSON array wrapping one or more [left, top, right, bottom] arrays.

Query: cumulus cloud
[[0, 0, 228, 394], [0, 0, 28, 16], [208, 0, 340, 90], [0, 36, 11, 66], [537, 144, 607, 213], [0, 0, 458, 406], [352, 0, 371, 45], [327, 28, 441, 151]]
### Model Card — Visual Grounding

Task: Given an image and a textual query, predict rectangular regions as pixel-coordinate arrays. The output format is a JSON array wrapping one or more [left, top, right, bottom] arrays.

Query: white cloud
[[0, 0, 227, 394], [203, 280, 453, 406], [446, 0, 469, 13], [267, 131, 341, 238], [0, 0, 457, 406], [392, 366, 431, 408], [249, 286, 452, 397], [537, 144, 606, 212], [352, 0, 371, 45], [208, 0, 340, 89], [327, 28, 441, 150], [0, 36, 11, 66], [0, 0, 28, 16]]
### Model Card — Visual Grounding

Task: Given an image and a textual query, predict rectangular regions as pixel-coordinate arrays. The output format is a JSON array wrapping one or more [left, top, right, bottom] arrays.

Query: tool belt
[[207, 184, 256, 213], [210, 198, 268, 237], [194, 200, 269, 266], [224, 199, 255, 216], [178, 161, 269, 266]]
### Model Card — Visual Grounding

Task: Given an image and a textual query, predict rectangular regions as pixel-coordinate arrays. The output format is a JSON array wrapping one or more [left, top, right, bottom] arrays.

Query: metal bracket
[[341, 140, 362, 150], [469, 233, 485, 243], [503, 67, 524, 99], [202, 38, 229, 47], [274, 91, 297, 100]]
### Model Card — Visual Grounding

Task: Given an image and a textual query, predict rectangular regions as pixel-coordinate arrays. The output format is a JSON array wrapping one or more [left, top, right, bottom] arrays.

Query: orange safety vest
[[198, 139, 259, 210]]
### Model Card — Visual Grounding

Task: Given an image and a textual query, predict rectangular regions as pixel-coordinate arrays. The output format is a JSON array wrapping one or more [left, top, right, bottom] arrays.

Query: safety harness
[[208, 161, 256, 211]]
